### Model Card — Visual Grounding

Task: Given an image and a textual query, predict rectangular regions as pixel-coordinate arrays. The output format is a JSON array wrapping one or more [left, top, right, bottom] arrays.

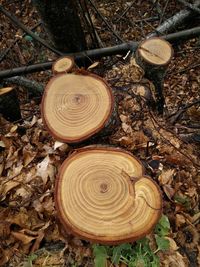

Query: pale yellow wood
[[56, 148, 162, 243], [42, 74, 113, 142], [53, 57, 74, 74], [0, 87, 13, 95], [139, 38, 172, 65]]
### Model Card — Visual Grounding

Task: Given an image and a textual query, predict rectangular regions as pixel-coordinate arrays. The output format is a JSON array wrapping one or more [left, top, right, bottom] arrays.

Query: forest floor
[[0, 0, 200, 266]]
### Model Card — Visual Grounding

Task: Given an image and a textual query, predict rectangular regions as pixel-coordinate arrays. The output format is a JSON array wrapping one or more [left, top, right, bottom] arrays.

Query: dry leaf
[[163, 184, 175, 200], [161, 251, 188, 267], [165, 237, 179, 250], [7, 209, 30, 228], [158, 169, 175, 185], [36, 156, 50, 185], [122, 122, 133, 134], [118, 136, 134, 147], [175, 214, 186, 228], [0, 180, 20, 199], [87, 61, 99, 70], [11, 231, 36, 244], [119, 114, 128, 123], [0, 140, 6, 147], [30, 115, 37, 127], [0, 163, 4, 176], [54, 141, 65, 150], [10, 125, 18, 133], [23, 149, 36, 167]]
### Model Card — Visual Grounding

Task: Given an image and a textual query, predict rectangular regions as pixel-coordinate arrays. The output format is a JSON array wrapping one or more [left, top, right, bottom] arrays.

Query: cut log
[[136, 37, 173, 113], [0, 87, 21, 122], [55, 146, 162, 244], [52, 56, 75, 75], [41, 73, 115, 143]]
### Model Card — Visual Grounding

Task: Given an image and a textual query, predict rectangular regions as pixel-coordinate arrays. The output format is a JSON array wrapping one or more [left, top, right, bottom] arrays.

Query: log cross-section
[[52, 56, 75, 75], [55, 146, 162, 244], [41, 73, 114, 143]]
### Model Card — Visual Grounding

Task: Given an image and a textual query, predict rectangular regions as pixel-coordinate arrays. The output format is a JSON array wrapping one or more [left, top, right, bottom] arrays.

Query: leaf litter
[[0, 0, 200, 266]]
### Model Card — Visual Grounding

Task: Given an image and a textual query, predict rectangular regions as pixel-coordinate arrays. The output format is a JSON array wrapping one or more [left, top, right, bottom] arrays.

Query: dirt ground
[[0, 0, 200, 266]]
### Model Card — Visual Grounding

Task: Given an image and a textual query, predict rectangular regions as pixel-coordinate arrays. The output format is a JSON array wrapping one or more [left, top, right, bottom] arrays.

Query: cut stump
[[52, 56, 75, 75], [55, 146, 162, 244], [0, 87, 21, 122], [136, 37, 173, 113], [41, 73, 115, 143]]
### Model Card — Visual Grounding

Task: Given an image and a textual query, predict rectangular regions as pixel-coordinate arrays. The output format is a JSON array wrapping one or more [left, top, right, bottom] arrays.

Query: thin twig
[[158, 0, 170, 25], [149, 110, 200, 168], [0, 5, 62, 55], [167, 99, 200, 124], [177, 0, 200, 14], [78, 0, 100, 48], [87, 0, 124, 42], [115, 2, 135, 23], [0, 21, 42, 63], [173, 61, 200, 74]]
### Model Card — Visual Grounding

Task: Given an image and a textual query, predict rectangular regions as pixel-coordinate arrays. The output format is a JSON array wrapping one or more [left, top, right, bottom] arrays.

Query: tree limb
[[148, 0, 200, 37], [4, 76, 44, 95], [177, 0, 200, 15], [0, 26, 200, 79]]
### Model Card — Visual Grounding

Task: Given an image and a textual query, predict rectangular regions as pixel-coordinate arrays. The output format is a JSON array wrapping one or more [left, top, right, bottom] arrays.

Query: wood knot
[[100, 183, 108, 193]]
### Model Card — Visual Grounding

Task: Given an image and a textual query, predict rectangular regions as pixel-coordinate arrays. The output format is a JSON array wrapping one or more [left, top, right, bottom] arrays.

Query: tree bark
[[32, 0, 87, 53], [148, 0, 200, 37], [136, 38, 173, 114], [0, 87, 21, 122]]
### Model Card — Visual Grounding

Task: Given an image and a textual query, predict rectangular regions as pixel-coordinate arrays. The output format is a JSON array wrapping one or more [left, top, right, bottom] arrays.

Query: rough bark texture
[[0, 87, 21, 122], [148, 0, 200, 37], [136, 38, 173, 113], [4, 76, 43, 95], [32, 0, 87, 53]]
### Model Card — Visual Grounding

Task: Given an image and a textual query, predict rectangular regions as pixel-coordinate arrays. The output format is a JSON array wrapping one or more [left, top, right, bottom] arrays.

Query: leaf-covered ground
[[0, 0, 200, 266]]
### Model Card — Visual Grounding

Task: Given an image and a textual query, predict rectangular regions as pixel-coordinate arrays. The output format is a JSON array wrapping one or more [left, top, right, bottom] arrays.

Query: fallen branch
[[4, 76, 44, 95], [168, 99, 200, 124], [180, 132, 200, 143], [0, 26, 200, 79], [177, 0, 200, 15], [148, 0, 200, 37], [0, 5, 62, 55]]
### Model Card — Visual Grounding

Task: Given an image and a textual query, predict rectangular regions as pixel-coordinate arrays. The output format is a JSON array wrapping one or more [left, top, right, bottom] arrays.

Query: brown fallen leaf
[[158, 169, 175, 185], [160, 251, 188, 267], [23, 148, 37, 167], [36, 155, 50, 185], [165, 237, 179, 250], [163, 184, 175, 200], [0, 246, 16, 266], [11, 231, 36, 244]]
